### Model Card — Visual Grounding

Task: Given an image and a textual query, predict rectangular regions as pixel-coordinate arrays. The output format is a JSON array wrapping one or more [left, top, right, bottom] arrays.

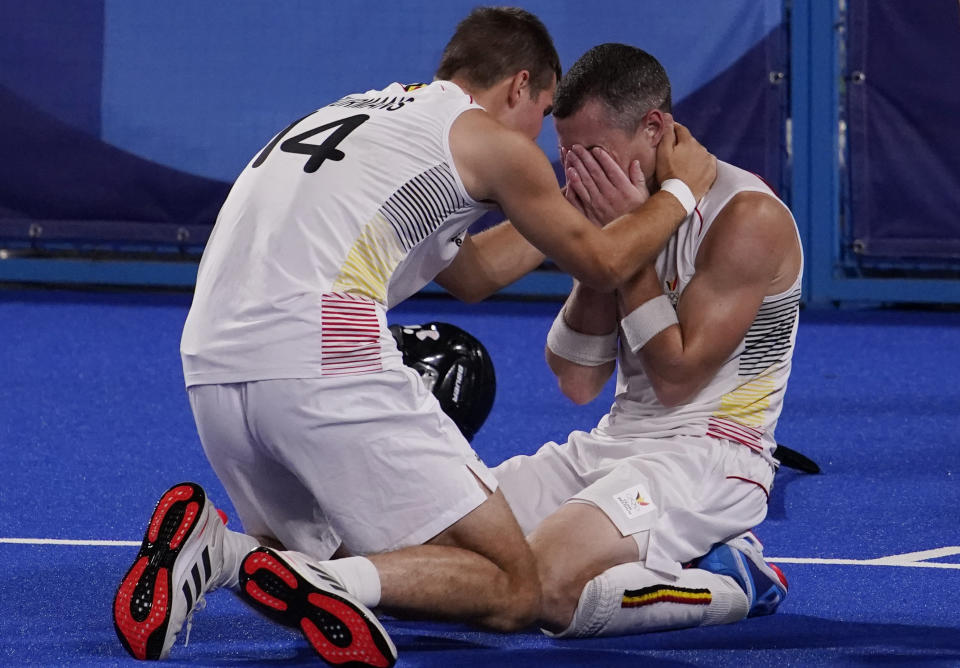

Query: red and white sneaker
[[239, 547, 397, 668], [113, 482, 227, 660]]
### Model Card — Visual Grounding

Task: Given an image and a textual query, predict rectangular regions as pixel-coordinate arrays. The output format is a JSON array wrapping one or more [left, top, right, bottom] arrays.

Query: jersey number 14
[[251, 114, 369, 173]]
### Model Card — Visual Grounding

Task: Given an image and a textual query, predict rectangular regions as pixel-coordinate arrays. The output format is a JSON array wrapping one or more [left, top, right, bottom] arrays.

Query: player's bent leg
[[558, 530, 790, 638], [112, 482, 258, 660], [237, 488, 536, 664], [526, 500, 642, 633], [372, 488, 541, 632], [526, 492, 767, 637], [553, 560, 750, 638]]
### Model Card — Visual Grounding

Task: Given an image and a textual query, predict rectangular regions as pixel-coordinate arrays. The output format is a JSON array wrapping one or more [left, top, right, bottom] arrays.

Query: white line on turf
[[767, 546, 960, 570], [0, 538, 140, 546], [3, 538, 960, 569]]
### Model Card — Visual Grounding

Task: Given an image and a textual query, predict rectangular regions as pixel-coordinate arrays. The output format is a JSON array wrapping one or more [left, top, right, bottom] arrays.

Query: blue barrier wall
[[845, 0, 960, 262], [790, 0, 960, 305], [0, 0, 783, 247], [2, 1, 957, 302]]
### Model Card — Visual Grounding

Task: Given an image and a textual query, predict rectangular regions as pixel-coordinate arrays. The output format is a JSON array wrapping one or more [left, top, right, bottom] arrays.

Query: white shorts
[[188, 367, 497, 559], [493, 430, 775, 577]]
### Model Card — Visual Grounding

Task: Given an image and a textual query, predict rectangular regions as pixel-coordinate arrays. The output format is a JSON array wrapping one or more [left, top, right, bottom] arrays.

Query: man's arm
[[435, 221, 545, 303], [618, 192, 800, 407], [544, 157, 645, 404], [449, 109, 714, 291], [545, 280, 618, 404]]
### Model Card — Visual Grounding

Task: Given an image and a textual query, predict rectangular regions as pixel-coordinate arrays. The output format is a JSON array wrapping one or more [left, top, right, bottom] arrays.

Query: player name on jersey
[[329, 95, 415, 112]]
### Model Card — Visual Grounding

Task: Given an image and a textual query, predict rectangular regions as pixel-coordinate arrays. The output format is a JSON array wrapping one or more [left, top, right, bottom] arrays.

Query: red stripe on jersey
[[707, 417, 764, 452], [321, 293, 382, 376]]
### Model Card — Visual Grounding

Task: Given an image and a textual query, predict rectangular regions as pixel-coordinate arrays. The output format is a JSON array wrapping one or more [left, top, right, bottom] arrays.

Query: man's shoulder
[[703, 162, 792, 228], [712, 161, 778, 198], [696, 167, 800, 286]]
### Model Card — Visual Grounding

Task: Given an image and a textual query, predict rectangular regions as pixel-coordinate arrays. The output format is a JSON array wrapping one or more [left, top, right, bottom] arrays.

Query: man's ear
[[645, 109, 667, 146], [506, 70, 531, 109]]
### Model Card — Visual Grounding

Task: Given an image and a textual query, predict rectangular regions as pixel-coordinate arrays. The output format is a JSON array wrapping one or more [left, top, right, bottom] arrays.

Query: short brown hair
[[554, 43, 672, 134], [436, 7, 561, 96]]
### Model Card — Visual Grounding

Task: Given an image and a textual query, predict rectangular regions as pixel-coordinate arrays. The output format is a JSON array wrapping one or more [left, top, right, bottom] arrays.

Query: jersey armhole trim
[[441, 105, 494, 210]]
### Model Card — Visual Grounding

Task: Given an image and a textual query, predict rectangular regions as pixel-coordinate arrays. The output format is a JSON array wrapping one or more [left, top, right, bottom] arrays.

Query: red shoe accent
[[216, 508, 229, 525], [146, 484, 198, 549], [244, 551, 299, 589], [239, 548, 396, 668], [170, 501, 199, 550], [301, 601, 391, 668], [768, 563, 789, 589], [244, 581, 289, 612], [113, 557, 169, 660]]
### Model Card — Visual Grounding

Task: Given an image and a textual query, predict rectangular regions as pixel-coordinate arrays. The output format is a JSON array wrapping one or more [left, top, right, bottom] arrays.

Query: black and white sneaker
[[113, 482, 227, 660], [239, 547, 397, 668]]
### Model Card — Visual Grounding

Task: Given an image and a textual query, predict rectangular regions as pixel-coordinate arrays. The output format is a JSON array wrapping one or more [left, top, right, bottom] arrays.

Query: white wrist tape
[[659, 178, 697, 217], [546, 309, 618, 366], [620, 295, 678, 353]]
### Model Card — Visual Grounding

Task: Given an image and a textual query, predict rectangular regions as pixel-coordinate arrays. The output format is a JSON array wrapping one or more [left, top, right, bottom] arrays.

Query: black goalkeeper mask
[[388, 322, 496, 442]]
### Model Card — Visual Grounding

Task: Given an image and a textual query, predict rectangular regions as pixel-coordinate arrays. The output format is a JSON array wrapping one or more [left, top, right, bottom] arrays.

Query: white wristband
[[659, 178, 697, 217], [546, 309, 618, 366], [620, 295, 679, 353]]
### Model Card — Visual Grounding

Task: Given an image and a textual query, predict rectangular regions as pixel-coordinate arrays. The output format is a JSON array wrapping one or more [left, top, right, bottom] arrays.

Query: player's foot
[[696, 531, 788, 617], [113, 482, 227, 660], [239, 547, 397, 668]]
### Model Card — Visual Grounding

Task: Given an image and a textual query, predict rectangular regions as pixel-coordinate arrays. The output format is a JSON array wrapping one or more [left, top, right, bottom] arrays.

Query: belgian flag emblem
[[621, 585, 712, 608]]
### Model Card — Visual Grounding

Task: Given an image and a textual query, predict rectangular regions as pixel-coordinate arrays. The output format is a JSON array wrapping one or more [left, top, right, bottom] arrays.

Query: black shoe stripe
[[182, 581, 194, 611], [201, 547, 212, 583], [305, 563, 348, 593], [191, 564, 203, 597]]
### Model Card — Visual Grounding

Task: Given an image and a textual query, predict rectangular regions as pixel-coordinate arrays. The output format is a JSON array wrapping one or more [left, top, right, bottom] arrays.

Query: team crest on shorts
[[612, 484, 656, 520]]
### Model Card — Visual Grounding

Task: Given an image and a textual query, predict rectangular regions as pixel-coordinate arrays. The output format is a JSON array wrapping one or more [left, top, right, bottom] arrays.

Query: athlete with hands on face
[[494, 43, 800, 640]]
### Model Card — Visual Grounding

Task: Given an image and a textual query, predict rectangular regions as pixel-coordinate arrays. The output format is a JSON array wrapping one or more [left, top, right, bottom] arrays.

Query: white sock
[[317, 556, 382, 608], [218, 528, 260, 590], [700, 571, 751, 626], [553, 561, 749, 638]]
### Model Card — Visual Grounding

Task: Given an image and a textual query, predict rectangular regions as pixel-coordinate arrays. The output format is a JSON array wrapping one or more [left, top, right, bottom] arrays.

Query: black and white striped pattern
[[739, 287, 801, 375], [181, 546, 213, 611], [306, 562, 350, 594], [379, 163, 469, 251]]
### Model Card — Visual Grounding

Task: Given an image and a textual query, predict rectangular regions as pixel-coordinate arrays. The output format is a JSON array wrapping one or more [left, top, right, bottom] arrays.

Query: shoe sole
[[113, 482, 209, 660], [239, 547, 396, 668]]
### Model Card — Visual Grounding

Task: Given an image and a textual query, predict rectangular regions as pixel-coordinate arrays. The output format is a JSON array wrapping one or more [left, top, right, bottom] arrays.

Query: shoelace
[[182, 595, 207, 648]]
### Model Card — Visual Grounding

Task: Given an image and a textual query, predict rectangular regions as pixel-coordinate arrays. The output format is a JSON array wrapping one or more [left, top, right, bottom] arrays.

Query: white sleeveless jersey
[[181, 81, 493, 386], [598, 161, 803, 464]]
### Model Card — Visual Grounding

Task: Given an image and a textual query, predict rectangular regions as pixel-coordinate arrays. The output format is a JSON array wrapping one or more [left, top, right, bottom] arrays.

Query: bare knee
[[473, 544, 542, 632], [479, 571, 542, 632], [536, 558, 586, 633]]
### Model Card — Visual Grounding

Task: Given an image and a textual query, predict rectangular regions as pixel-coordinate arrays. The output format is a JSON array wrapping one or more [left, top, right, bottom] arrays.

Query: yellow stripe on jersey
[[714, 373, 778, 427], [332, 212, 407, 303]]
